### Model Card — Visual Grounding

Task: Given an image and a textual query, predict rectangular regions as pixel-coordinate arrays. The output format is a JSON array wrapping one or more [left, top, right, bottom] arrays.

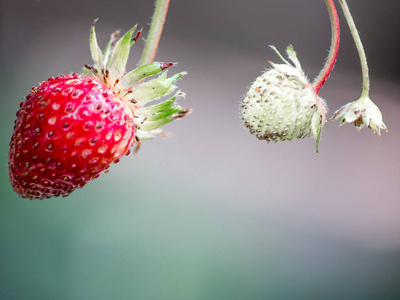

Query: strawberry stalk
[[138, 0, 170, 66], [327, 0, 387, 136], [312, 0, 340, 94], [338, 0, 369, 97]]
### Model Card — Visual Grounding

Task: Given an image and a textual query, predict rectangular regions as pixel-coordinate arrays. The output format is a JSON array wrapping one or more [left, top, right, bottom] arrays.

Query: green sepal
[[145, 96, 182, 122], [311, 105, 324, 153], [128, 72, 186, 105], [103, 30, 120, 66], [286, 45, 302, 71], [141, 95, 176, 114], [89, 19, 104, 71], [86, 21, 190, 141], [120, 62, 173, 88], [138, 93, 186, 131], [269, 45, 290, 66], [146, 106, 183, 122], [139, 111, 180, 132], [314, 120, 322, 153], [106, 26, 136, 79]]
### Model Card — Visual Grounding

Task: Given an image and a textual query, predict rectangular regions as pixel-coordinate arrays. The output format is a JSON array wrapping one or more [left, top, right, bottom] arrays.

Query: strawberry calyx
[[8, 20, 190, 200], [83, 20, 190, 140], [268, 45, 327, 152]]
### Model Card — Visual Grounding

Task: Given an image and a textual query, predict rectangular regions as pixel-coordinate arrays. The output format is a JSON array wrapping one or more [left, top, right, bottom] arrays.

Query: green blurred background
[[1, 0, 400, 299]]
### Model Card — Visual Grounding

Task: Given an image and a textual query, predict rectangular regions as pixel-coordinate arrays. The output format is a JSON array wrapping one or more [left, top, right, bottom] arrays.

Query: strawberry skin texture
[[8, 74, 136, 199]]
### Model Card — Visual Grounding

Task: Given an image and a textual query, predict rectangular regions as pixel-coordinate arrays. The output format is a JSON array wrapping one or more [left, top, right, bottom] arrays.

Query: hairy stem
[[313, 0, 340, 94], [138, 0, 170, 67], [338, 0, 370, 97]]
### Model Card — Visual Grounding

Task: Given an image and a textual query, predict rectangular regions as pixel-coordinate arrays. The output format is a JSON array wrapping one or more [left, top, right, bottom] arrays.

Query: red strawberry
[[8, 23, 189, 199], [9, 74, 136, 199]]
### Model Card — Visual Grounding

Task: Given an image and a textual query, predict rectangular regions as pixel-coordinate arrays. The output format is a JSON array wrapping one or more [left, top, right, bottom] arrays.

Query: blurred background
[[1, 0, 400, 299]]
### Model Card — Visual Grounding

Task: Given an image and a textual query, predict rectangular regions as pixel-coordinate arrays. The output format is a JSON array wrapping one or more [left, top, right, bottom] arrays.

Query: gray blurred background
[[1, 0, 400, 299]]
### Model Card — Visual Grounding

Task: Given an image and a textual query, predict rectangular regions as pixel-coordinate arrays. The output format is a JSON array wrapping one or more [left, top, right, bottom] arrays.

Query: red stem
[[313, 0, 340, 94]]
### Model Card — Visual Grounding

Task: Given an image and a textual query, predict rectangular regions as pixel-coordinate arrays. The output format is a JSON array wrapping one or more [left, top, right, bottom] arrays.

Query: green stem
[[312, 0, 340, 94], [138, 0, 170, 67], [338, 0, 370, 97]]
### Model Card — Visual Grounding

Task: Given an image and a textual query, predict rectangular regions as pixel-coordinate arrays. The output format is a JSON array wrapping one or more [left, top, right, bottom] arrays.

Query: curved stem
[[312, 0, 340, 94], [338, 0, 370, 97], [138, 0, 170, 67]]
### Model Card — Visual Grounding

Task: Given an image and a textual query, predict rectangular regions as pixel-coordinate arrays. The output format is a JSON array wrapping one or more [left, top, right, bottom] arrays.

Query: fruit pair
[[8, 0, 388, 200]]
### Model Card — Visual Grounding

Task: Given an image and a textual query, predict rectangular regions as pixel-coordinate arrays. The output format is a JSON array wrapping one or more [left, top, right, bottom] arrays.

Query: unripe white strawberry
[[240, 46, 327, 152]]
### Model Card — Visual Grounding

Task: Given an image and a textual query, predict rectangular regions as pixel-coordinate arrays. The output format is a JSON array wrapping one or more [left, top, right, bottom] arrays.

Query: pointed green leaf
[[315, 123, 322, 153], [139, 117, 175, 132], [106, 26, 136, 79], [140, 105, 188, 131], [89, 20, 104, 71], [141, 96, 176, 114], [120, 62, 174, 88], [269, 45, 290, 66], [286, 45, 302, 71], [128, 72, 186, 105], [103, 30, 120, 65], [311, 104, 324, 153], [146, 106, 183, 122]]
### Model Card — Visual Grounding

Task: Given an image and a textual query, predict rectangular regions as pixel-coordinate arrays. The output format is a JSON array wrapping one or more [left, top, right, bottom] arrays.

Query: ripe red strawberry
[[9, 74, 136, 199], [8, 22, 189, 199]]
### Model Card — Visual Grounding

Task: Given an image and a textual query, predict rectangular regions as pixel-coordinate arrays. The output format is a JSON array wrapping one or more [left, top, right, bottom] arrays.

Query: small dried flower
[[329, 95, 388, 136]]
